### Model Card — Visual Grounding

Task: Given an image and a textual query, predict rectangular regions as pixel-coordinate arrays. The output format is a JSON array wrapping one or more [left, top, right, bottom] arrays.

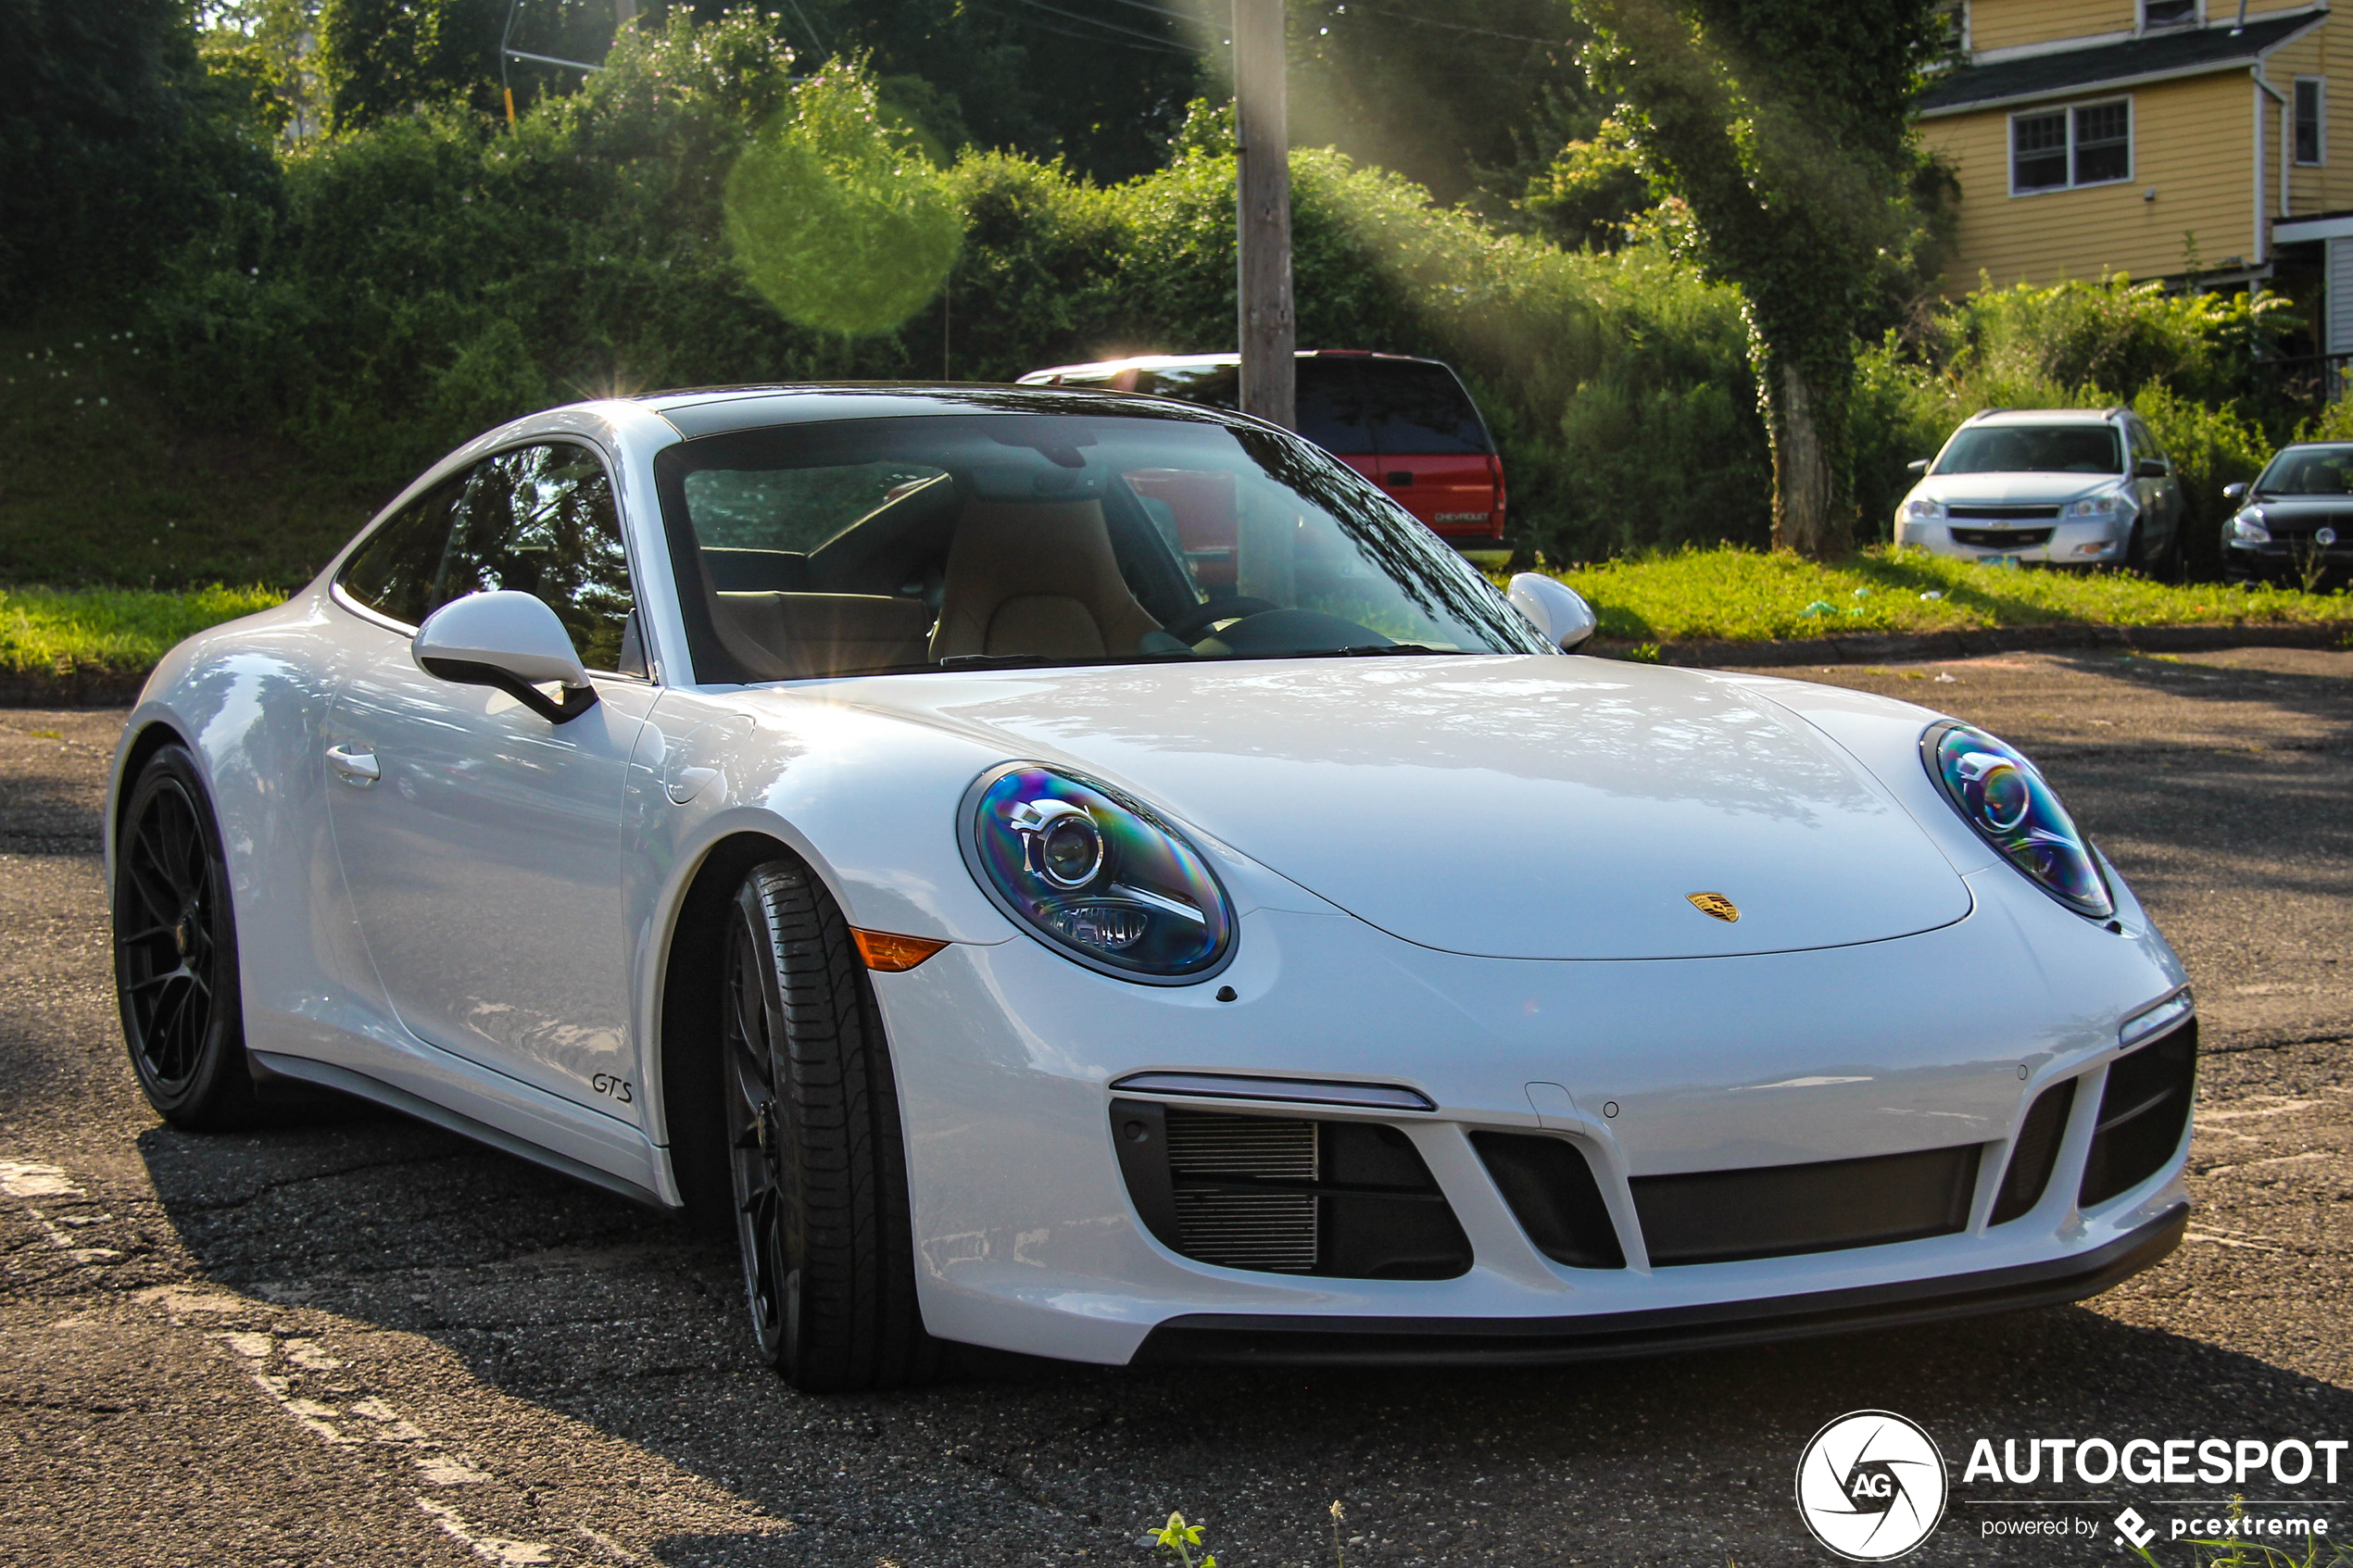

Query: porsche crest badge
[[1686, 892, 1740, 923]]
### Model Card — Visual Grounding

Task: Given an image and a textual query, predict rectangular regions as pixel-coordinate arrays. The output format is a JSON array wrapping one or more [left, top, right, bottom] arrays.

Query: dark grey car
[[2223, 442, 2353, 585]]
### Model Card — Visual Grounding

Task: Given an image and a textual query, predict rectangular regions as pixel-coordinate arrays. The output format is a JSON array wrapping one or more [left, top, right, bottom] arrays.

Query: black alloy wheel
[[113, 745, 258, 1128], [721, 856, 936, 1391]]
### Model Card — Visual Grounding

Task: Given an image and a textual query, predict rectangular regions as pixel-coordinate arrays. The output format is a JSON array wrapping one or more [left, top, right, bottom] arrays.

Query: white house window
[[2296, 78, 2326, 165], [2011, 100, 2133, 193], [2141, 0, 2196, 28]]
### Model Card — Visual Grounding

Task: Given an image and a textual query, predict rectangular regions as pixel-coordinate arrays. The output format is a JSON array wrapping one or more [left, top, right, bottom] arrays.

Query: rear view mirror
[[2221, 482, 2247, 502], [413, 591, 598, 723], [1906, 458, 1931, 476], [2135, 457, 2169, 478], [1506, 572, 1599, 653]]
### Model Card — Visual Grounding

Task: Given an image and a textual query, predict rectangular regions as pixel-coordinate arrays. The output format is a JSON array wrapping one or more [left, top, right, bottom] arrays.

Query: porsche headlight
[[964, 763, 1235, 982], [1922, 721, 2113, 919]]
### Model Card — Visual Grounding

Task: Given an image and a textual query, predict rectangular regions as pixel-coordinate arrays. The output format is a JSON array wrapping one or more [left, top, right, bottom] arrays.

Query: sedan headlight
[[964, 763, 1235, 982], [1902, 496, 1945, 521], [2229, 509, 2271, 544], [2062, 493, 2132, 520], [1921, 721, 2113, 919]]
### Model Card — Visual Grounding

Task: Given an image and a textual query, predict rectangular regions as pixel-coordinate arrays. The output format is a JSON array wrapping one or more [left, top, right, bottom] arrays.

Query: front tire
[[112, 745, 259, 1129], [721, 856, 937, 1391]]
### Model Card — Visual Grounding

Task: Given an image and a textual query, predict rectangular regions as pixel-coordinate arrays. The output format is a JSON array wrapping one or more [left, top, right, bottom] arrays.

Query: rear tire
[[112, 746, 260, 1129], [720, 856, 937, 1391]]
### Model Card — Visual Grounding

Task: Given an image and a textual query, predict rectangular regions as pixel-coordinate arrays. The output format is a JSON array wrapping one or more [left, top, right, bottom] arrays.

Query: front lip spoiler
[[1129, 1203, 2187, 1366]]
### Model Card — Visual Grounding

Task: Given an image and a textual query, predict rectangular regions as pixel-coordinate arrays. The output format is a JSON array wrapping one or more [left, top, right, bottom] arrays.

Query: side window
[[444, 443, 636, 672], [338, 480, 463, 627]]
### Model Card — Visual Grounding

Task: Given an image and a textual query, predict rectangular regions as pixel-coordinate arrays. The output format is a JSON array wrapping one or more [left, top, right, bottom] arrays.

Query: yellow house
[[1919, 0, 2353, 328]]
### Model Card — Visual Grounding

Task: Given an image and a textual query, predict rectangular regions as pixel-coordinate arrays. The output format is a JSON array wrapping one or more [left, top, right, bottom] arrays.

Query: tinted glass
[[1354, 360, 1491, 455], [2256, 445, 2353, 495], [1934, 424, 2122, 475], [654, 410, 1549, 684], [337, 443, 635, 671], [339, 480, 462, 625], [1293, 360, 1373, 452]]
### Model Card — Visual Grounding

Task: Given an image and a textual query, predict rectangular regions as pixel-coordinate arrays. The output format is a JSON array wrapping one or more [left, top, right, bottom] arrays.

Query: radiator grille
[[1949, 505, 2061, 520], [1952, 526, 2055, 548], [1165, 1110, 1318, 1273]]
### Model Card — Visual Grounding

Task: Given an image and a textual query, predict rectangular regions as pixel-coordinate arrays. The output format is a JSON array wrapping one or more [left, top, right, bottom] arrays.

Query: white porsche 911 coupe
[[109, 386, 2196, 1390]]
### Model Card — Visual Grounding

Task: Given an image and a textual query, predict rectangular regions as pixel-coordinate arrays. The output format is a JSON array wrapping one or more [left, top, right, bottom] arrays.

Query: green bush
[[133, 19, 2302, 589]]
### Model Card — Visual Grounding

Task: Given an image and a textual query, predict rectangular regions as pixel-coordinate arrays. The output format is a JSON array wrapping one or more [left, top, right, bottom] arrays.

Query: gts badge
[[591, 1074, 635, 1105]]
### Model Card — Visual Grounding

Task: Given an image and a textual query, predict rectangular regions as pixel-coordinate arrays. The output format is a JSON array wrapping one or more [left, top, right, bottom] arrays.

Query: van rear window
[[1311, 360, 1490, 456], [1126, 358, 1491, 458]]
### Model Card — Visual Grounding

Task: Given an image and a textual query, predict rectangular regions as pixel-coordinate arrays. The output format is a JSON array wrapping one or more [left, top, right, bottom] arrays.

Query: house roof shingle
[[1918, 12, 2324, 115]]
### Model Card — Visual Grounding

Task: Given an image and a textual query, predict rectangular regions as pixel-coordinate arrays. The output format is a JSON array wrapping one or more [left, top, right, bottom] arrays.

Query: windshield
[[1932, 424, 2122, 476], [2255, 445, 2353, 495], [653, 410, 1548, 683]]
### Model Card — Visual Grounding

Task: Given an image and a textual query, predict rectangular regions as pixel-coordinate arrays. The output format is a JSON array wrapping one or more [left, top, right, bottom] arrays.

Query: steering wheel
[[1162, 596, 1283, 644]]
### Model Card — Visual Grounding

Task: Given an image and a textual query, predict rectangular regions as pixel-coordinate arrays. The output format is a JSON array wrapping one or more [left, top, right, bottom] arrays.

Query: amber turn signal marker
[[850, 928, 950, 972]]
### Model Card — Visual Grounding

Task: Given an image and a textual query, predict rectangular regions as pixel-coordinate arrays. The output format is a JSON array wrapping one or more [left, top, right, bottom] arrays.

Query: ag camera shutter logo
[[1795, 1410, 1949, 1561]]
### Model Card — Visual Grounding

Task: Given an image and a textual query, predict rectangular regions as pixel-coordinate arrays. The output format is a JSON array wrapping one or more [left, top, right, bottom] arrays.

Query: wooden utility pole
[[1233, 0, 1294, 429]]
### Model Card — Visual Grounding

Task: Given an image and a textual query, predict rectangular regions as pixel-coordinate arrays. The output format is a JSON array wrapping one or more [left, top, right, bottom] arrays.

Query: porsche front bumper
[[870, 868, 2194, 1366]]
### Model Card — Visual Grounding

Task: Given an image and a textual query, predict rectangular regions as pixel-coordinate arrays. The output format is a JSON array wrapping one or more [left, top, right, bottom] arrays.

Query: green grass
[[0, 584, 285, 675], [0, 322, 378, 591], [1548, 546, 2353, 645]]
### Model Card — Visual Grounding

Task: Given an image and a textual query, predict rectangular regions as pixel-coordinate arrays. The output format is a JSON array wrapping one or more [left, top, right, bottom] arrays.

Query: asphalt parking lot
[[1, 646, 2347, 1567]]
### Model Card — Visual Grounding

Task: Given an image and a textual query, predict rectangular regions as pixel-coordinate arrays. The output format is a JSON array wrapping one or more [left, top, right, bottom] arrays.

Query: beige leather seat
[[930, 499, 1163, 660]]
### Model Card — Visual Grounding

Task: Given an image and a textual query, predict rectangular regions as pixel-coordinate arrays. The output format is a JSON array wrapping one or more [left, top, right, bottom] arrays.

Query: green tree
[[316, 0, 501, 128], [1571, 0, 1944, 557], [0, 0, 278, 319]]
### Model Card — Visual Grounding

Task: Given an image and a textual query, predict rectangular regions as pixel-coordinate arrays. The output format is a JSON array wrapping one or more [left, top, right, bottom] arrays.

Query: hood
[[1914, 472, 2122, 506], [834, 658, 1972, 960]]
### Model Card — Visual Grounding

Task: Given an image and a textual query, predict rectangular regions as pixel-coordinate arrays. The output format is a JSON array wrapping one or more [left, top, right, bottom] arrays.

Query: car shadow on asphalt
[[135, 1111, 2353, 1566]]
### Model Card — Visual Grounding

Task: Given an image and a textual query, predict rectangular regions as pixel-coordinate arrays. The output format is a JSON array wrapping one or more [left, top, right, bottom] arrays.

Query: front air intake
[[1469, 1132, 1625, 1268], [1991, 1078, 2077, 1225], [1110, 1100, 1470, 1279], [1631, 1144, 1982, 1267], [2080, 1018, 2197, 1208]]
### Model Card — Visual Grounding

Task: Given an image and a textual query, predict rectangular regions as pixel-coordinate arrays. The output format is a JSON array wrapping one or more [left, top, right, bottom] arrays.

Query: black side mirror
[[2135, 457, 2169, 478], [2221, 482, 2247, 502], [1906, 458, 1931, 476]]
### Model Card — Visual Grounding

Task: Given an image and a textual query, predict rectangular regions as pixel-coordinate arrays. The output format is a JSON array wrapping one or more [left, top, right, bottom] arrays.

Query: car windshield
[[653, 408, 1548, 683], [2255, 445, 2353, 495], [1933, 424, 2122, 475]]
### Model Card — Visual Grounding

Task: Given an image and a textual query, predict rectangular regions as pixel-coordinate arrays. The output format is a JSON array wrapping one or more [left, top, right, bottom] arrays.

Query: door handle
[[326, 744, 381, 785]]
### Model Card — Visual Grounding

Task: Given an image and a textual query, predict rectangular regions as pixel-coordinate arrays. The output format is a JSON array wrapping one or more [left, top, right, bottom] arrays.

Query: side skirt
[[249, 1049, 669, 1210]]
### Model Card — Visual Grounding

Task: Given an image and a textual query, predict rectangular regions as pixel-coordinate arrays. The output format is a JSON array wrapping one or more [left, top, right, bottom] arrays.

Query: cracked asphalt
[[1, 646, 2347, 1567]]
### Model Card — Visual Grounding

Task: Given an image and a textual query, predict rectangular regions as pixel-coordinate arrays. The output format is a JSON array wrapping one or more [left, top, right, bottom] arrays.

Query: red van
[[1016, 351, 1509, 565]]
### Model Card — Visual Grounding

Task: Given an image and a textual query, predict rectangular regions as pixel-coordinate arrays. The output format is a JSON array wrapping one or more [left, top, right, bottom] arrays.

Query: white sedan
[[108, 386, 2196, 1390]]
